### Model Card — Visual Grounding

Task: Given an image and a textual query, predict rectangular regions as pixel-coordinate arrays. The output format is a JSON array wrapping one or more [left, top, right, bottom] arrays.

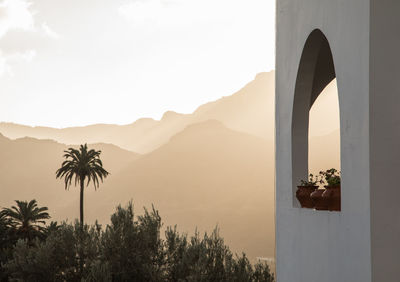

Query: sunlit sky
[[0, 0, 275, 128]]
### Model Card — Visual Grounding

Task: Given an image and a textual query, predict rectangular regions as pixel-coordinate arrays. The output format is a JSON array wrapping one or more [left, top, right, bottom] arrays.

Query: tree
[[56, 144, 109, 227], [4, 221, 101, 282], [0, 212, 14, 282], [0, 200, 50, 241], [2, 201, 275, 282], [100, 202, 164, 281]]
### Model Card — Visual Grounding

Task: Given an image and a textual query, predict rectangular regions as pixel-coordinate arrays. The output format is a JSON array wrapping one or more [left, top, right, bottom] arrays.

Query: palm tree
[[0, 199, 50, 240], [56, 144, 109, 227], [0, 211, 12, 240], [0, 212, 9, 228]]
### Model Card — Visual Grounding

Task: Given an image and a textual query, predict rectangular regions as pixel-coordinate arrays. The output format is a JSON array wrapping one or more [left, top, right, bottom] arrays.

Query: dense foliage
[[0, 200, 50, 242], [0, 201, 274, 282]]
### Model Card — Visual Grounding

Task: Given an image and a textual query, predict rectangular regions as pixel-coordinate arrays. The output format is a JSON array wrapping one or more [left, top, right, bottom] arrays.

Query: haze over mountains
[[0, 134, 139, 219], [0, 72, 275, 154], [0, 71, 340, 261]]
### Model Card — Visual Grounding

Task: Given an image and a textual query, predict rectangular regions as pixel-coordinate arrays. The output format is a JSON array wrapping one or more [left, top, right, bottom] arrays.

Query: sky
[[0, 0, 275, 128]]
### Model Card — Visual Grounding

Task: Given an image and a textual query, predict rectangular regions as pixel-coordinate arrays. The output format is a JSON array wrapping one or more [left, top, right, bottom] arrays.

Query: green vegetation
[[299, 173, 322, 186], [0, 200, 50, 242], [0, 201, 274, 282], [0, 144, 274, 281], [319, 168, 341, 186]]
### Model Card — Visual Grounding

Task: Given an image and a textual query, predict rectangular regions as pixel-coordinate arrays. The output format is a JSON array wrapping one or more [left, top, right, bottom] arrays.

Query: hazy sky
[[0, 0, 275, 128]]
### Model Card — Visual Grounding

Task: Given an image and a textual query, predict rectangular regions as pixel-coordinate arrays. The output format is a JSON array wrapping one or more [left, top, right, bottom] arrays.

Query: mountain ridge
[[0, 71, 275, 153]]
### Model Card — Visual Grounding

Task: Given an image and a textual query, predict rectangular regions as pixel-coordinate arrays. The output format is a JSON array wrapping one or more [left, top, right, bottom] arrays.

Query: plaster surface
[[276, 0, 370, 281], [276, 1, 400, 281]]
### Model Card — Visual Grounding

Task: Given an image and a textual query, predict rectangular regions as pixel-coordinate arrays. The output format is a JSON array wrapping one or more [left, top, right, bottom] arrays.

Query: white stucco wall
[[276, 1, 400, 281], [276, 0, 371, 281]]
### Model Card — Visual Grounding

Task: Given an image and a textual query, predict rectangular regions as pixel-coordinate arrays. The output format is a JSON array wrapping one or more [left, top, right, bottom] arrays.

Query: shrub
[[1, 201, 274, 282]]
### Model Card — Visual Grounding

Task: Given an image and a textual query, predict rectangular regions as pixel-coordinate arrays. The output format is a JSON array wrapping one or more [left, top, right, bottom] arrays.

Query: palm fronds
[[56, 144, 109, 190], [1, 199, 50, 239]]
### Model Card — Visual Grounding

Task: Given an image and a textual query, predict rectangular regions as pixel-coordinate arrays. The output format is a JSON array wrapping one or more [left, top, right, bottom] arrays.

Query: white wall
[[276, 0, 371, 281]]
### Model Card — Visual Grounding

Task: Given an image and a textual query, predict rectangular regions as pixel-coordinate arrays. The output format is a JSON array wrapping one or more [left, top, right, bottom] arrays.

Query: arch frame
[[291, 29, 338, 207]]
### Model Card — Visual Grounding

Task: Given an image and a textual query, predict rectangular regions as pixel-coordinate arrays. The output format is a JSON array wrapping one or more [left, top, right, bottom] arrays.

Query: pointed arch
[[291, 29, 338, 207]]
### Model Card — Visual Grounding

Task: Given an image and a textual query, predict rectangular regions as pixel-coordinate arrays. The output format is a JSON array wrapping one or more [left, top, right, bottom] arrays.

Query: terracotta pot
[[296, 186, 318, 208], [310, 188, 328, 210], [322, 185, 341, 211]]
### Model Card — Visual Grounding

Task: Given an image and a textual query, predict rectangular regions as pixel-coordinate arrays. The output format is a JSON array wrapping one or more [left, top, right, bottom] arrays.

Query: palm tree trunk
[[80, 177, 84, 228], [79, 176, 85, 277]]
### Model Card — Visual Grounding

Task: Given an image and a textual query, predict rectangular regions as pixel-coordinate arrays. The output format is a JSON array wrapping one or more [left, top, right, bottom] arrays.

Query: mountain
[[0, 118, 340, 261], [85, 120, 275, 261], [0, 72, 341, 262], [0, 72, 275, 154], [0, 133, 140, 221], [0, 120, 276, 260], [0, 71, 339, 155]]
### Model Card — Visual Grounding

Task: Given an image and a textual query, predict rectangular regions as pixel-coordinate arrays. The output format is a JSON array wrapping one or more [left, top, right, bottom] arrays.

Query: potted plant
[[310, 179, 328, 211], [296, 174, 321, 208], [320, 168, 341, 211]]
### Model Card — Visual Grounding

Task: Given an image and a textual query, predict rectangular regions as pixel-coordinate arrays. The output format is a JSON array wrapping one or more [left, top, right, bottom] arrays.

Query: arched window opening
[[309, 79, 340, 175], [292, 29, 341, 211]]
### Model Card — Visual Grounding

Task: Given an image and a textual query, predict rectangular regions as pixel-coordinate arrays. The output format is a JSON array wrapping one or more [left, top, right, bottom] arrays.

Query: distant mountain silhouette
[[0, 71, 340, 155], [0, 72, 274, 154], [0, 121, 276, 260], [82, 119, 275, 261], [0, 133, 139, 221], [0, 72, 340, 262]]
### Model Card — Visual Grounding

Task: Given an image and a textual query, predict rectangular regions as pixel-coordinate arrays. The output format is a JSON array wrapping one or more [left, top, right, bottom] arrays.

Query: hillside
[[0, 134, 140, 221], [85, 120, 275, 261], [0, 120, 276, 261], [0, 73, 341, 262]]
